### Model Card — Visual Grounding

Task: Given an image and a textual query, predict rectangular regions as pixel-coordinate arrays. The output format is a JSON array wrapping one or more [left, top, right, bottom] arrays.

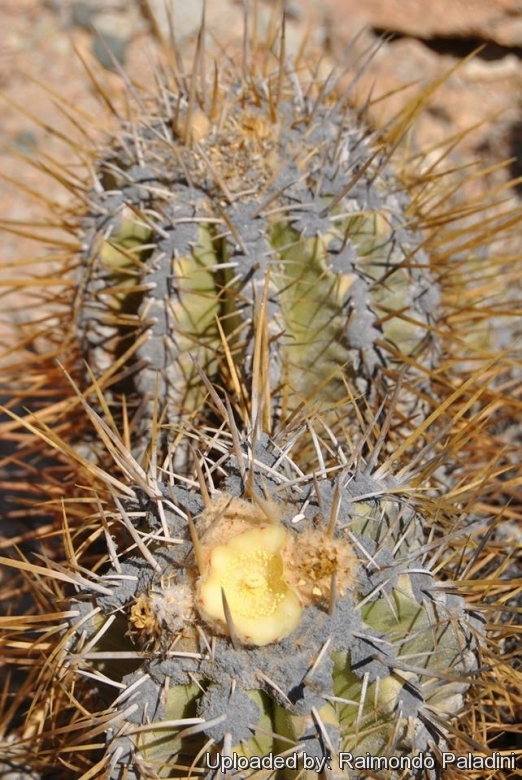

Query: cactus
[[61, 397, 483, 779], [76, 53, 440, 463], [0, 4, 521, 780]]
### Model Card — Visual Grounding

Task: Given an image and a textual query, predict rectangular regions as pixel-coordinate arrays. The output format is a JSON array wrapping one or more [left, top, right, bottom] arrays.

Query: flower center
[[197, 525, 302, 645], [221, 548, 286, 618]]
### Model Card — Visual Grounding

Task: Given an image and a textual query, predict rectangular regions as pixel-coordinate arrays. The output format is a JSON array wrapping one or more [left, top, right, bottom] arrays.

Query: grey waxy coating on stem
[[75, 63, 440, 473], [66, 429, 481, 778]]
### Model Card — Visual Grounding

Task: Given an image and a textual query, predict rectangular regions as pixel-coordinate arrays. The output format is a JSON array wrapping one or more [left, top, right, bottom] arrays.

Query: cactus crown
[[65, 389, 482, 778]]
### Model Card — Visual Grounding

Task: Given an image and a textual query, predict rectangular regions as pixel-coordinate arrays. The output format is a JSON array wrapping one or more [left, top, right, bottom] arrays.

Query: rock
[[320, 0, 522, 47], [143, 0, 325, 56], [92, 31, 128, 69]]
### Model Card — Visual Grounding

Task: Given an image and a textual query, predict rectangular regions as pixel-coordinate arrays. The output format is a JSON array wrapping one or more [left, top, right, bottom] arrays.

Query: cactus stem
[[256, 671, 293, 708], [323, 149, 383, 219], [1, 1, 520, 774], [307, 638, 333, 681]]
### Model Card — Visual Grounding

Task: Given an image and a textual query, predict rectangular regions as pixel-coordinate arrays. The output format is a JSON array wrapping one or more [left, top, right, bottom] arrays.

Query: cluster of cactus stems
[[0, 3, 522, 780]]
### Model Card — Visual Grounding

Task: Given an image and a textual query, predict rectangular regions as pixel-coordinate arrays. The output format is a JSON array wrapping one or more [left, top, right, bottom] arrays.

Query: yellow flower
[[197, 525, 302, 646]]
